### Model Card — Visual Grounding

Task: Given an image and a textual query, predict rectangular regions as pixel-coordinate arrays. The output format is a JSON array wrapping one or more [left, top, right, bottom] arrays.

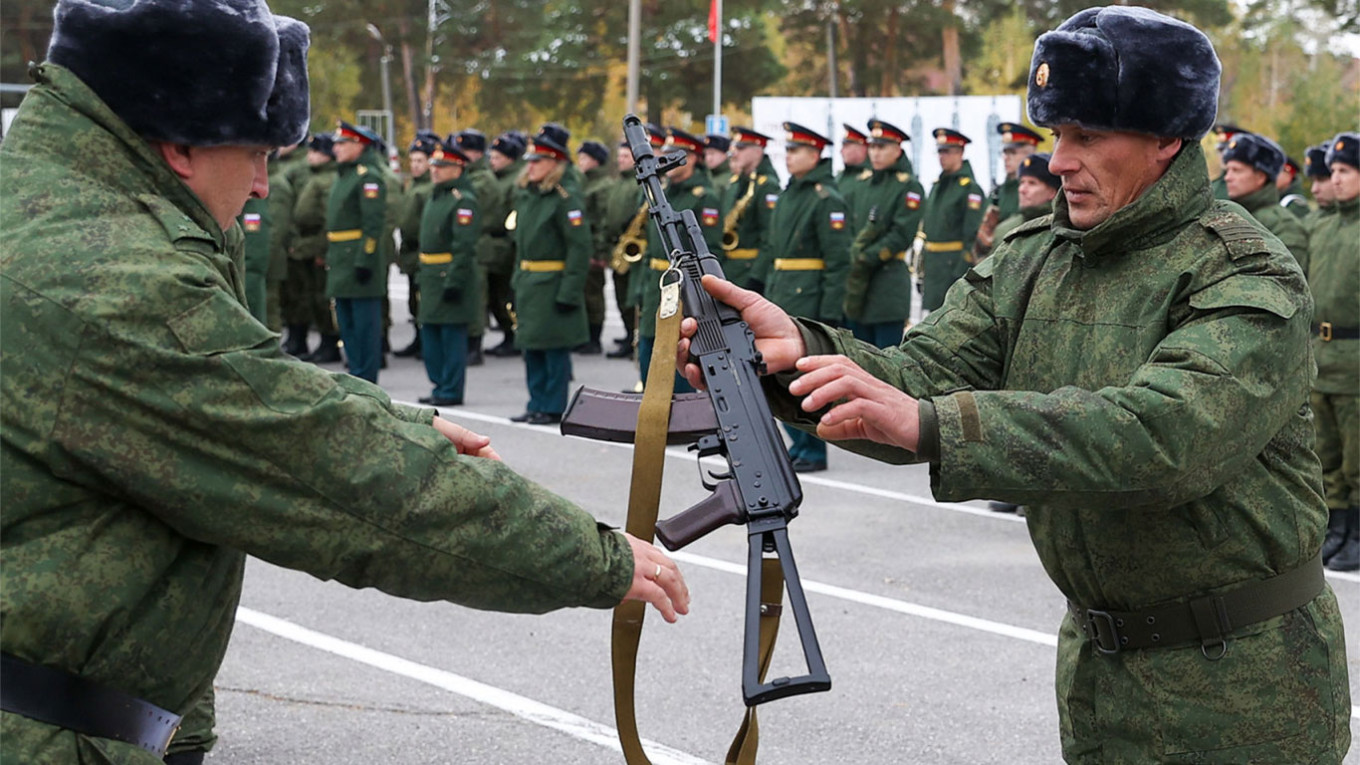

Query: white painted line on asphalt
[[235, 606, 712, 765]]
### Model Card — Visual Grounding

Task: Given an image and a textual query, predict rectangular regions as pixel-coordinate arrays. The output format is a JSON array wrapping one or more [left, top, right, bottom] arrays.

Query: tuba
[[721, 174, 758, 251], [610, 202, 648, 274]]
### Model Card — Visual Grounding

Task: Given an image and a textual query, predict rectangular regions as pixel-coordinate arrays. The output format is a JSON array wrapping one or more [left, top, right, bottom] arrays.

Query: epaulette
[[692, 186, 706, 196], [556, 185, 569, 198], [959, 176, 970, 186], [757, 175, 767, 184], [896, 171, 911, 183], [858, 168, 873, 181], [451, 188, 463, 200], [814, 183, 829, 199], [730, 173, 740, 184], [356, 165, 368, 176], [1199, 208, 1272, 261]]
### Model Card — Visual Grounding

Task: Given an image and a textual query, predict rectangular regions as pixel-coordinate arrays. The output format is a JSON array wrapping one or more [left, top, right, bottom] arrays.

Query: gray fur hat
[[47, 0, 310, 147], [1026, 7, 1220, 140], [1221, 133, 1285, 178], [1326, 132, 1359, 170]]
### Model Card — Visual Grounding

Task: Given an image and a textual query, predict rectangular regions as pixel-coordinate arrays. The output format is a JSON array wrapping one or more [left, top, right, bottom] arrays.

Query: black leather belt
[[1312, 322, 1360, 341], [1067, 554, 1324, 657], [0, 653, 182, 756]]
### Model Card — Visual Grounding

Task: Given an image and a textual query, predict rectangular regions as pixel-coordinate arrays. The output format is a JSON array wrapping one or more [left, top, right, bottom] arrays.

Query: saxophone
[[610, 202, 648, 274], [721, 174, 757, 251]]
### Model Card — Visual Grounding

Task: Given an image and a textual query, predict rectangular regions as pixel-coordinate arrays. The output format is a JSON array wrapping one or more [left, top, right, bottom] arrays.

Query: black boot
[[1326, 507, 1359, 572], [467, 334, 485, 366], [394, 333, 422, 359], [283, 324, 310, 357], [574, 324, 603, 355], [1322, 508, 1350, 563], [306, 334, 342, 364], [488, 331, 519, 357]]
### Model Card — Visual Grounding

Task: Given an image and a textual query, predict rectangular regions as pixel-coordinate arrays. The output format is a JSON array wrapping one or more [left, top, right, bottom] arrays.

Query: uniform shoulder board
[[1199, 208, 1272, 261], [858, 168, 873, 181], [757, 175, 767, 184], [730, 173, 740, 184], [896, 171, 911, 183], [356, 165, 368, 176], [814, 183, 829, 199], [451, 188, 463, 200], [959, 176, 970, 186], [556, 184, 569, 198], [693, 186, 706, 196]]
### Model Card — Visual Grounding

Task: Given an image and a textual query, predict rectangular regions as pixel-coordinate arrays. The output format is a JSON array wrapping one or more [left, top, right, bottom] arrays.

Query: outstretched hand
[[676, 275, 806, 389], [787, 355, 922, 453], [432, 416, 501, 460], [622, 533, 690, 623]]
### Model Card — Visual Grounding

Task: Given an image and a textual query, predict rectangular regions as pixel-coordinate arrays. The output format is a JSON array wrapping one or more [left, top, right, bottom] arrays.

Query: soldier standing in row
[[1210, 122, 1246, 200], [509, 125, 591, 425], [1311, 133, 1360, 572], [326, 121, 388, 383], [633, 127, 722, 390], [262, 153, 296, 332], [394, 130, 440, 361], [456, 129, 495, 366], [842, 118, 923, 349], [973, 122, 1042, 260], [719, 126, 781, 291], [415, 141, 480, 407], [1222, 132, 1309, 271], [753, 122, 851, 473], [1304, 142, 1336, 233], [604, 124, 667, 360], [1277, 155, 1311, 220], [704, 133, 732, 198], [919, 128, 984, 312], [576, 139, 614, 355], [289, 134, 343, 363], [483, 131, 527, 357], [238, 187, 273, 326], [837, 123, 871, 213], [994, 151, 1060, 242]]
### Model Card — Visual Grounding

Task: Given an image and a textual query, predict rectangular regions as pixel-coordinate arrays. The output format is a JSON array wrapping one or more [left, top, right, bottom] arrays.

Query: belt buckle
[[1320, 322, 1333, 342], [1083, 609, 1123, 655]]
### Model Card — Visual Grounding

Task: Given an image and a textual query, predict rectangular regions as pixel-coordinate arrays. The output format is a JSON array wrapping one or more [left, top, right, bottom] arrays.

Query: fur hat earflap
[[47, 0, 310, 147], [1026, 7, 1220, 140], [1326, 132, 1359, 170], [1221, 133, 1285, 178]]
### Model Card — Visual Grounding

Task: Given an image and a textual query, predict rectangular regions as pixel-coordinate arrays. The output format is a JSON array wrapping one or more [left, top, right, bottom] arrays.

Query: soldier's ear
[[150, 141, 196, 181]]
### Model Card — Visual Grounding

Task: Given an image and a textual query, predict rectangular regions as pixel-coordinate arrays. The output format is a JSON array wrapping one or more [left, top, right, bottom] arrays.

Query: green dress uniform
[[836, 160, 871, 217], [633, 169, 722, 389], [581, 162, 615, 345], [921, 159, 986, 311], [1233, 183, 1309, 273], [416, 171, 479, 404], [262, 159, 295, 332], [1, 62, 636, 765], [511, 168, 591, 417], [708, 157, 732, 197], [479, 157, 523, 351], [288, 159, 340, 354], [1306, 192, 1360, 569], [326, 138, 388, 382], [398, 169, 433, 332], [463, 156, 497, 345], [719, 155, 781, 290], [238, 197, 272, 325], [988, 175, 1020, 223], [768, 143, 1351, 763], [842, 152, 923, 348]]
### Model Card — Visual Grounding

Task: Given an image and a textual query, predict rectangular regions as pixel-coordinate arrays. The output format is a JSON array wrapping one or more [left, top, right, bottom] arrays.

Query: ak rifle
[[562, 113, 830, 706]]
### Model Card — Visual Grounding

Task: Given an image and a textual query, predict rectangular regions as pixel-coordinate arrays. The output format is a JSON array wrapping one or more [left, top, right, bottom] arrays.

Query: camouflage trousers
[[1312, 392, 1359, 509]]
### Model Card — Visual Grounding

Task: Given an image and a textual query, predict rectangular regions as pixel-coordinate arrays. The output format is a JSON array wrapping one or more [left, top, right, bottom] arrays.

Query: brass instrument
[[610, 202, 648, 274], [720, 174, 758, 251]]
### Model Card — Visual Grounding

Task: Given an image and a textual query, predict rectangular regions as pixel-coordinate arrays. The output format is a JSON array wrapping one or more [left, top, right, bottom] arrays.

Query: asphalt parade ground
[[212, 270, 1359, 764]]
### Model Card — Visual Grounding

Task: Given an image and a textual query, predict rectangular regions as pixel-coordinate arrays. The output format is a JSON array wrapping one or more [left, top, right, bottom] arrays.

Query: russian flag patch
[[457, 207, 474, 226], [765, 193, 778, 209], [701, 207, 719, 226], [363, 182, 380, 199], [242, 213, 262, 232], [906, 191, 921, 210], [829, 211, 846, 230], [567, 209, 583, 227], [967, 193, 983, 210]]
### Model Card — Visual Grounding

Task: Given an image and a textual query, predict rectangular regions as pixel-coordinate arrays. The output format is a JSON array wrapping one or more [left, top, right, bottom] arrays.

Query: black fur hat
[[1018, 152, 1061, 190], [1326, 132, 1359, 170], [1027, 7, 1220, 140], [47, 0, 309, 147], [455, 129, 487, 153], [1305, 143, 1331, 178], [1221, 133, 1284, 178], [308, 133, 335, 159], [491, 131, 525, 159], [409, 129, 439, 156], [577, 140, 609, 165]]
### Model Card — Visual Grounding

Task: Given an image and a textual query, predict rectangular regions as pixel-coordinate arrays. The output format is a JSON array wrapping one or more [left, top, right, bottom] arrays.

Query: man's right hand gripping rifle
[[562, 114, 830, 707]]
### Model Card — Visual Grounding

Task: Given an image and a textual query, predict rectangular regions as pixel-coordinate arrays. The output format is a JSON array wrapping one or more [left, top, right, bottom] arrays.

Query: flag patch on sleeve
[[363, 182, 380, 199], [457, 208, 474, 225], [906, 191, 921, 210], [567, 209, 584, 226], [701, 207, 719, 226], [829, 211, 846, 230], [765, 193, 778, 209], [242, 213, 262, 232], [967, 193, 983, 210]]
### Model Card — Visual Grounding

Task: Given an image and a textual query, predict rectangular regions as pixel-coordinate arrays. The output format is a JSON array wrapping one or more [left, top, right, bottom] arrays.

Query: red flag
[[708, 0, 719, 43]]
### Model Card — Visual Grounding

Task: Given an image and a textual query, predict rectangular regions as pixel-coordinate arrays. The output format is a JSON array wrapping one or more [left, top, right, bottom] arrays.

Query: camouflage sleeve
[[268, 178, 295, 260], [359, 172, 386, 272], [48, 278, 634, 612], [927, 272, 1313, 509], [816, 196, 853, 322], [556, 192, 593, 306]]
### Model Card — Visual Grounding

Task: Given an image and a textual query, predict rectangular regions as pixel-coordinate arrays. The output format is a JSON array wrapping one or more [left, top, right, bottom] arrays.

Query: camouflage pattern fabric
[[1233, 182, 1309, 273], [1307, 193, 1360, 511], [765, 142, 1351, 763], [1, 63, 634, 765]]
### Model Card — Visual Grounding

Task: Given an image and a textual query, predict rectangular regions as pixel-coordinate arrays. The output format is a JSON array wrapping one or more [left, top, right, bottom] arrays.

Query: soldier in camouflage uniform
[[973, 123, 1042, 259], [836, 123, 871, 215], [393, 130, 441, 360], [1222, 132, 1309, 271], [719, 126, 781, 290], [920, 127, 985, 312], [842, 118, 923, 349], [481, 132, 526, 357], [992, 151, 1059, 243], [703, 133, 732, 198], [679, 8, 1350, 762], [576, 139, 614, 355], [1209, 123, 1246, 201], [455, 129, 495, 366], [1304, 141, 1336, 234], [326, 121, 388, 383], [290, 134, 342, 363], [1310, 133, 1360, 572], [0, 5, 689, 763]]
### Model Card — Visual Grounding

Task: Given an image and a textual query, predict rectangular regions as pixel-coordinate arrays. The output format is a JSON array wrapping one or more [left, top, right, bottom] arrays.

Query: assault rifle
[[562, 114, 830, 706]]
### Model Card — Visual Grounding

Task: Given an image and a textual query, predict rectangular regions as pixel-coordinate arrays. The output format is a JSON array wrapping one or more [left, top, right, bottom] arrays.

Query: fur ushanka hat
[[1221, 133, 1286, 178], [47, 0, 310, 147], [1326, 133, 1360, 170], [1026, 7, 1220, 141]]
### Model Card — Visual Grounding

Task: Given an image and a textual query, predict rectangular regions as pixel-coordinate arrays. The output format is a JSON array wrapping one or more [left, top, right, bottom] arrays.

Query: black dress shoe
[[573, 341, 603, 355], [418, 396, 434, 404], [428, 397, 463, 407], [790, 458, 827, 473], [487, 342, 520, 358], [467, 349, 485, 366], [393, 338, 422, 358], [606, 345, 634, 359], [526, 412, 561, 425], [509, 412, 535, 423]]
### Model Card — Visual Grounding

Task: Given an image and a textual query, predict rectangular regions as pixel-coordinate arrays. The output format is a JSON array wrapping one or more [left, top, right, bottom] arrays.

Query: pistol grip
[[654, 480, 744, 550]]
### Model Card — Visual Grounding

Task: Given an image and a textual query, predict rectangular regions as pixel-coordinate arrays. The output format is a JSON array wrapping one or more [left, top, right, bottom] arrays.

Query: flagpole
[[712, 0, 722, 125]]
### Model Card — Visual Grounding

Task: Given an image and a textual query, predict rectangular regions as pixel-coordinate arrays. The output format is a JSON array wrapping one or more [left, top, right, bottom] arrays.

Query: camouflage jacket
[[1234, 183, 1309, 274], [0, 63, 634, 764], [1306, 194, 1359, 394], [766, 143, 1348, 760]]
